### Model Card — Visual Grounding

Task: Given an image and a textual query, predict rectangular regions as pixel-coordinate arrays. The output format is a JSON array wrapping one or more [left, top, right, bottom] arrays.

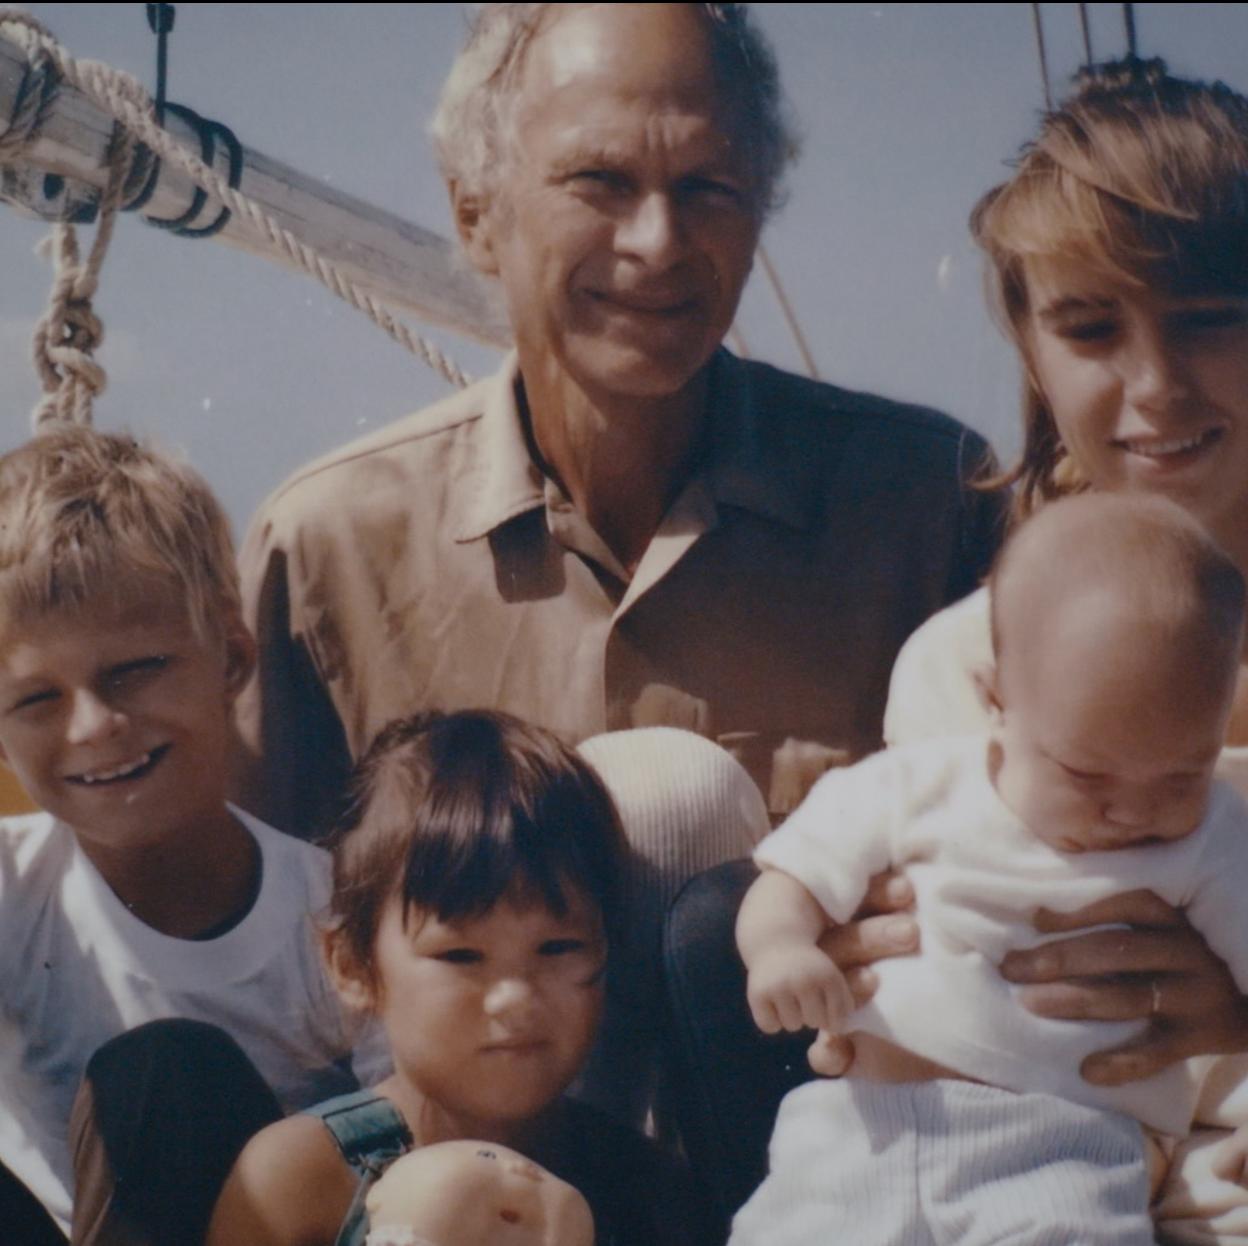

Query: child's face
[[358, 887, 606, 1138], [992, 602, 1230, 853], [0, 591, 252, 859]]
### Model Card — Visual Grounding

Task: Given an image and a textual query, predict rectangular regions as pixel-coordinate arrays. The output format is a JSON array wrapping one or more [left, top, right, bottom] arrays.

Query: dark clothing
[[68, 1019, 283, 1246], [0, 1160, 65, 1246]]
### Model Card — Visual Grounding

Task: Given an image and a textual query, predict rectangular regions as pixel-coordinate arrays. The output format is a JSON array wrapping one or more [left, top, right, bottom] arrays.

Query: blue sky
[[4, 4, 1248, 531]]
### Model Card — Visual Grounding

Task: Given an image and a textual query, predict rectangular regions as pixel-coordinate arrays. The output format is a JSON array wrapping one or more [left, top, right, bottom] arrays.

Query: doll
[[364, 1140, 595, 1246]]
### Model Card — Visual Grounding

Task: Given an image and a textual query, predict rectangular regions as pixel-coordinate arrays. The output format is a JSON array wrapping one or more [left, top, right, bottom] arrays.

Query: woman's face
[[1023, 255, 1248, 548]]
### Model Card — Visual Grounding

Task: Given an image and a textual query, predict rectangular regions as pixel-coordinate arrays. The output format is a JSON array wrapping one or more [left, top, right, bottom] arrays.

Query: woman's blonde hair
[[973, 57, 1248, 521]]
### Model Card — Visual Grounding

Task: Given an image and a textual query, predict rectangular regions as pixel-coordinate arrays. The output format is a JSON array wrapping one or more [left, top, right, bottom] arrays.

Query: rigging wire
[[1077, 3, 1094, 65], [757, 243, 819, 381], [145, 3, 173, 126], [1030, 3, 1054, 111]]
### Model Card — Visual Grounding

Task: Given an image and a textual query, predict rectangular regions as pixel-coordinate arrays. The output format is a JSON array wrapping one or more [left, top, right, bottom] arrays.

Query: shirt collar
[[454, 351, 546, 543], [454, 349, 810, 543]]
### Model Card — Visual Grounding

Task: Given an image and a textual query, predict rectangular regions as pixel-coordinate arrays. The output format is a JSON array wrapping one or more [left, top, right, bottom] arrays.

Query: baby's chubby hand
[[746, 944, 855, 1035]]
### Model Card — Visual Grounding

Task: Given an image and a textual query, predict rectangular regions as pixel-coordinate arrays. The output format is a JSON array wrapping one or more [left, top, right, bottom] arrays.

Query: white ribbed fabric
[[574, 727, 770, 1129], [364, 1231, 438, 1246], [580, 726, 770, 928], [731, 1079, 1155, 1246]]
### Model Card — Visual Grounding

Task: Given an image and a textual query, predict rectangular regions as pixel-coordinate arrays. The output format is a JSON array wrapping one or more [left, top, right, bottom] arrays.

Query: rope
[[28, 120, 133, 429], [0, 9, 472, 391]]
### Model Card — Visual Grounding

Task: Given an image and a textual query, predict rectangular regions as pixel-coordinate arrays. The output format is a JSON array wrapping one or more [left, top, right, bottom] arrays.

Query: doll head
[[363, 1140, 594, 1246]]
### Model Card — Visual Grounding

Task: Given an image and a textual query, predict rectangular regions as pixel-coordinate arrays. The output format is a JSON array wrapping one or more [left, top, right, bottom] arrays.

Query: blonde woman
[[885, 57, 1248, 1244]]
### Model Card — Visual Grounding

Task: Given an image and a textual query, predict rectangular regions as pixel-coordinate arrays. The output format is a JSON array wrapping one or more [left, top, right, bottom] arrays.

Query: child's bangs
[[397, 792, 575, 927], [395, 762, 616, 935]]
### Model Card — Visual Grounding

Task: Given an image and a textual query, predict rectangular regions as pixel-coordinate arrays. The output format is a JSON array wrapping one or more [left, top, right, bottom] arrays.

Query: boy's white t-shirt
[[0, 806, 391, 1233]]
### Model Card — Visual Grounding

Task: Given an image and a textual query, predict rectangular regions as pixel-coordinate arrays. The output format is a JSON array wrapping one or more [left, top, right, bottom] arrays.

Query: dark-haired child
[[207, 710, 721, 1246]]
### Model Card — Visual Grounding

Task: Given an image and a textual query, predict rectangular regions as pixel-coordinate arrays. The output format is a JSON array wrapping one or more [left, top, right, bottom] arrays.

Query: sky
[[4, 3, 1248, 533]]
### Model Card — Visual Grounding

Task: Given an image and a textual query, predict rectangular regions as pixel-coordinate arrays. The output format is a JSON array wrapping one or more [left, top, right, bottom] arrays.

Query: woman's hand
[[808, 870, 919, 1076], [1000, 889, 1248, 1085]]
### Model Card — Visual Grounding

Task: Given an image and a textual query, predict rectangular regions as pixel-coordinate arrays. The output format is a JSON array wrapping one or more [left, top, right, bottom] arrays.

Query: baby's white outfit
[[730, 736, 1248, 1246], [885, 586, 1248, 1246]]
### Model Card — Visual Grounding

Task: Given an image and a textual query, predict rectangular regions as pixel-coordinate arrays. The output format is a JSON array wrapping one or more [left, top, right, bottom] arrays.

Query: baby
[[733, 493, 1248, 1244]]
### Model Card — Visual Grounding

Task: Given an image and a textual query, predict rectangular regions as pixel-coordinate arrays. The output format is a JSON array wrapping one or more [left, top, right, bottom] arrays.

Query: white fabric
[[0, 806, 390, 1233], [731, 1078, 1155, 1246], [364, 1231, 439, 1246], [754, 736, 1248, 1136]]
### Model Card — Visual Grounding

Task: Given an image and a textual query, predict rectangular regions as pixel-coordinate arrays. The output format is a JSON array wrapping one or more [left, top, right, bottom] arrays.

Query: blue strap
[[305, 1090, 413, 1246], [305, 1089, 412, 1178]]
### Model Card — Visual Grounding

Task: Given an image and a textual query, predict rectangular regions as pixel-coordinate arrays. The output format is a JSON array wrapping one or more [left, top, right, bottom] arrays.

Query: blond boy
[[734, 494, 1248, 1244], [0, 427, 386, 1240]]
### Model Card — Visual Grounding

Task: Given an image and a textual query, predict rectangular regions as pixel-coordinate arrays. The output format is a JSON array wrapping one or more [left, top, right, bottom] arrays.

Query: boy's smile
[[0, 592, 253, 873], [66, 744, 170, 786]]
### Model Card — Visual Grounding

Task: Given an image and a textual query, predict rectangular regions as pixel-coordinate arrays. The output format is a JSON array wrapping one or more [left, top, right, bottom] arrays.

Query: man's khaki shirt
[[234, 353, 1002, 834]]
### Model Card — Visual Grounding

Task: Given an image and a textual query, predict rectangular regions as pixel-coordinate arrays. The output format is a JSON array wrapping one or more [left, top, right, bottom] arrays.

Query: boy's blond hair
[[0, 424, 240, 637]]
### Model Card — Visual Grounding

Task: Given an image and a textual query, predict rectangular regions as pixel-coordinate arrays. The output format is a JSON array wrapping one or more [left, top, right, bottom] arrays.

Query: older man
[[234, 2, 1001, 835]]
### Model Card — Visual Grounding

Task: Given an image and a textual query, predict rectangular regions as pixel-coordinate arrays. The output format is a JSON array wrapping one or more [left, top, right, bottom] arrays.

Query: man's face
[[465, 3, 762, 402]]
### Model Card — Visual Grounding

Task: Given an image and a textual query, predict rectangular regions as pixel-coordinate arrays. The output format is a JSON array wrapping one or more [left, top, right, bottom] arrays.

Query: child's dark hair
[[325, 710, 626, 983]]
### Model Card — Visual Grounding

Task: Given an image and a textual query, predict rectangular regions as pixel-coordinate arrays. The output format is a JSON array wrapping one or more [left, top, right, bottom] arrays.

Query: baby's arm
[[737, 867, 855, 1036]]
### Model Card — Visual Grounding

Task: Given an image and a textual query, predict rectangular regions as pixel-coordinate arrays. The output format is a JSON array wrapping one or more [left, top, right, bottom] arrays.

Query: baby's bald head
[[992, 494, 1244, 704]]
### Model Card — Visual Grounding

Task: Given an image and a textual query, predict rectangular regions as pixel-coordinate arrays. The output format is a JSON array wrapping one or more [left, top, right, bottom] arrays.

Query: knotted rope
[[27, 121, 134, 428], [0, 6, 471, 431]]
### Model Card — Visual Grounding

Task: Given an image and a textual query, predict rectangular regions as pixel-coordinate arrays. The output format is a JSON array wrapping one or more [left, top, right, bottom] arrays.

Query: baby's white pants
[[729, 1078, 1154, 1246]]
